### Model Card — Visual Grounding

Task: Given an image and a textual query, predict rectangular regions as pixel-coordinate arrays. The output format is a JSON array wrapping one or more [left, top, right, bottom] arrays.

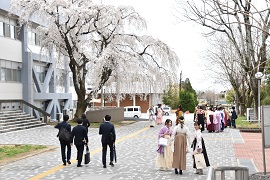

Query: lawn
[[236, 116, 259, 129], [0, 145, 47, 162]]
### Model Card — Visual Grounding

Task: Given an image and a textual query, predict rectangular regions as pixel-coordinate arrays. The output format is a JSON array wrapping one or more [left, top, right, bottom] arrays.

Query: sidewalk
[[0, 113, 263, 179], [235, 132, 270, 173]]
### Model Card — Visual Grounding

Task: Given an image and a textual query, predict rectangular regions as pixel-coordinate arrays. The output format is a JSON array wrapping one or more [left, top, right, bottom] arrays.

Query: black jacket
[[82, 118, 90, 128], [99, 121, 116, 144], [231, 110, 237, 119], [71, 125, 88, 146]]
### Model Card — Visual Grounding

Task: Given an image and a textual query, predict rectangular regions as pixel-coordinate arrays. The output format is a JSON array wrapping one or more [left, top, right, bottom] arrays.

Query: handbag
[[158, 137, 168, 146], [84, 145, 90, 164], [194, 153, 206, 169]]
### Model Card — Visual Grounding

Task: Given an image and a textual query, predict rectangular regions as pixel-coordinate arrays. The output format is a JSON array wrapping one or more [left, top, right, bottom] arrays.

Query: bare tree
[[10, 0, 180, 119], [205, 35, 252, 114], [178, 0, 270, 118]]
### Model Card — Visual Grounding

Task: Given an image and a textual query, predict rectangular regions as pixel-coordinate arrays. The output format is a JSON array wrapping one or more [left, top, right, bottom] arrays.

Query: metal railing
[[207, 166, 249, 180]]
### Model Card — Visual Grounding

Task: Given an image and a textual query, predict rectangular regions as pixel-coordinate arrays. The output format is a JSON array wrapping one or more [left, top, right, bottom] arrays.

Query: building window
[[28, 27, 41, 46], [0, 68, 5, 81], [10, 25, 15, 39], [0, 21, 17, 39], [6, 68, 12, 81], [4, 23, 10, 38], [0, 60, 22, 82], [0, 22, 3, 36]]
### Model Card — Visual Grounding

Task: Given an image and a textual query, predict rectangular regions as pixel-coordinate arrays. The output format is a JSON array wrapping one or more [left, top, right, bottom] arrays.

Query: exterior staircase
[[0, 110, 46, 133]]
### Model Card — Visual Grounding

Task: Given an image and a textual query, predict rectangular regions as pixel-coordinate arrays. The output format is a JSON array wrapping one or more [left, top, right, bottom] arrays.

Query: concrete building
[[0, 1, 73, 121]]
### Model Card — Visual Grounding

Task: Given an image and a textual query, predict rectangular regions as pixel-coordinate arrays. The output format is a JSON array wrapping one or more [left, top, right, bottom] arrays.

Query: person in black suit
[[99, 115, 116, 168], [81, 113, 90, 133], [71, 118, 88, 167], [54, 115, 72, 166]]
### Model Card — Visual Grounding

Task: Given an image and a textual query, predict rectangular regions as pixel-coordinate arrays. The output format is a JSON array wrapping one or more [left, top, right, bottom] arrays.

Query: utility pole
[[179, 70, 182, 92], [179, 70, 182, 102]]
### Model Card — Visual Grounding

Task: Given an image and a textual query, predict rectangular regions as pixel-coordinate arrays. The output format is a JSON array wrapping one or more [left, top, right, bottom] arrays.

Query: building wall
[[0, 36, 22, 62], [94, 94, 157, 113], [0, 82, 22, 99]]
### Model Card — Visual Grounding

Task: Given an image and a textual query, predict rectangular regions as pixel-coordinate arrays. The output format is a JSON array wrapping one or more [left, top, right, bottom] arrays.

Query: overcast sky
[[101, 0, 215, 91]]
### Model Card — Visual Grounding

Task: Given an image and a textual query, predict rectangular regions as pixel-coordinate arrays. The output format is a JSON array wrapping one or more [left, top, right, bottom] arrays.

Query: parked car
[[163, 106, 171, 116], [124, 106, 142, 118]]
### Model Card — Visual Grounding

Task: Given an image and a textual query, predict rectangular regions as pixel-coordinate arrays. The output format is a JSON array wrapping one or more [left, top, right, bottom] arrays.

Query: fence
[[207, 166, 249, 180]]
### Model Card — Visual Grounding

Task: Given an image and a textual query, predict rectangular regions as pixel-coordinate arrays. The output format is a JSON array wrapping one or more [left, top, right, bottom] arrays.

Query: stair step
[[0, 119, 38, 126], [0, 110, 23, 114], [0, 116, 33, 123], [0, 120, 42, 129], [0, 110, 47, 133], [0, 123, 46, 133]]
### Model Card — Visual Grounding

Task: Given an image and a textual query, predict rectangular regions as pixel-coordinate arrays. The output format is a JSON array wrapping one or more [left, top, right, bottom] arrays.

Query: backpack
[[58, 126, 71, 142]]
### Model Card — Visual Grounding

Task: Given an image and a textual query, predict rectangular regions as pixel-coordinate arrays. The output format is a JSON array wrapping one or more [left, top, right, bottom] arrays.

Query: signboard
[[262, 106, 270, 148]]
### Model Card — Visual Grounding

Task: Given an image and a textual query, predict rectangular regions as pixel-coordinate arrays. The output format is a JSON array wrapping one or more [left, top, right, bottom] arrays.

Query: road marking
[[28, 126, 150, 180]]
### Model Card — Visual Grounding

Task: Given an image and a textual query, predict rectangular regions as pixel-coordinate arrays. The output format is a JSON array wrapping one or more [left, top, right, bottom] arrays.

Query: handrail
[[207, 166, 249, 180], [0, 99, 50, 123]]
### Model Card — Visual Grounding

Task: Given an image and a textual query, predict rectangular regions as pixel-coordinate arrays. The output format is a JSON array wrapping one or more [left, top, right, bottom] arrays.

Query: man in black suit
[[55, 114, 72, 166], [99, 115, 116, 168], [71, 118, 88, 167]]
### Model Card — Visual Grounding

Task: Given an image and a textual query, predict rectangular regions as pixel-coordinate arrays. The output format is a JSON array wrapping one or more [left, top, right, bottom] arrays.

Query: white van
[[124, 106, 142, 118]]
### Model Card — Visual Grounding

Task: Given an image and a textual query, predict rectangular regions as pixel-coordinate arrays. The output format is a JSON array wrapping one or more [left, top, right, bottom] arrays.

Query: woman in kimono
[[171, 116, 191, 175], [156, 119, 173, 170], [214, 107, 221, 133], [206, 107, 215, 132], [175, 104, 183, 125], [156, 104, 163, 125], [192, 122, 210, 175]]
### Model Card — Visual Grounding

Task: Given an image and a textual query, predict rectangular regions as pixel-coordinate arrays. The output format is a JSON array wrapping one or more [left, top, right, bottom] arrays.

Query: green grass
[[0, 145, 47, 160], [236, 116, 259, 129]]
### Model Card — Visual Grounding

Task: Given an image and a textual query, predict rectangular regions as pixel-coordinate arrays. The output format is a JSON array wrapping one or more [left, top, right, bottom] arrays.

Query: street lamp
[[255, 71, 266, 175], [255, 71, 263, 127]]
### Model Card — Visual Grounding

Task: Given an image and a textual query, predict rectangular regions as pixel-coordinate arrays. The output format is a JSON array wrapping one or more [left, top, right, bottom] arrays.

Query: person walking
[[231, 106, 237, 128], [54, 114, 72, 166], [156, 104, 163, 125], [171, 116, 191, 175], [71, 118, 88, 167], [192, 122, 210, 175], [195, 106, 205, 131], [81, 113, 90, 133], [175, 105, 183, 125], [156, 119, 173, 170], [99, 115, 116, 168], [148, 106, 155, 127]]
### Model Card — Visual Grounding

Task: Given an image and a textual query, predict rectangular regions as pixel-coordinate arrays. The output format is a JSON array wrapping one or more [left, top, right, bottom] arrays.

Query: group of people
[[148, 104, 165, 127], [194, 105, 238, 133], [54, 114, 116, 168], [155, 116, 210, 175]]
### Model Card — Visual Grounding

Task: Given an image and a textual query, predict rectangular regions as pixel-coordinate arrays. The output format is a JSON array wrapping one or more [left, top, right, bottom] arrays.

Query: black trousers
[[60, 141, 71, 163], [231, 119, 236, 128], [102, 143, 113, 166], [75, 144, 84, 166]]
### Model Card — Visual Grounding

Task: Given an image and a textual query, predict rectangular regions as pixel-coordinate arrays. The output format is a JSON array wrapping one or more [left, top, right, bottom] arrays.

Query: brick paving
[[234, 132, 270, 172], [0, 113, 261, 179]]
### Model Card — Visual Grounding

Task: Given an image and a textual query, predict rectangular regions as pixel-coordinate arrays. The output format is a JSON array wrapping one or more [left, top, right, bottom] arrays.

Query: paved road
[[0, 114, 251, 180]]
